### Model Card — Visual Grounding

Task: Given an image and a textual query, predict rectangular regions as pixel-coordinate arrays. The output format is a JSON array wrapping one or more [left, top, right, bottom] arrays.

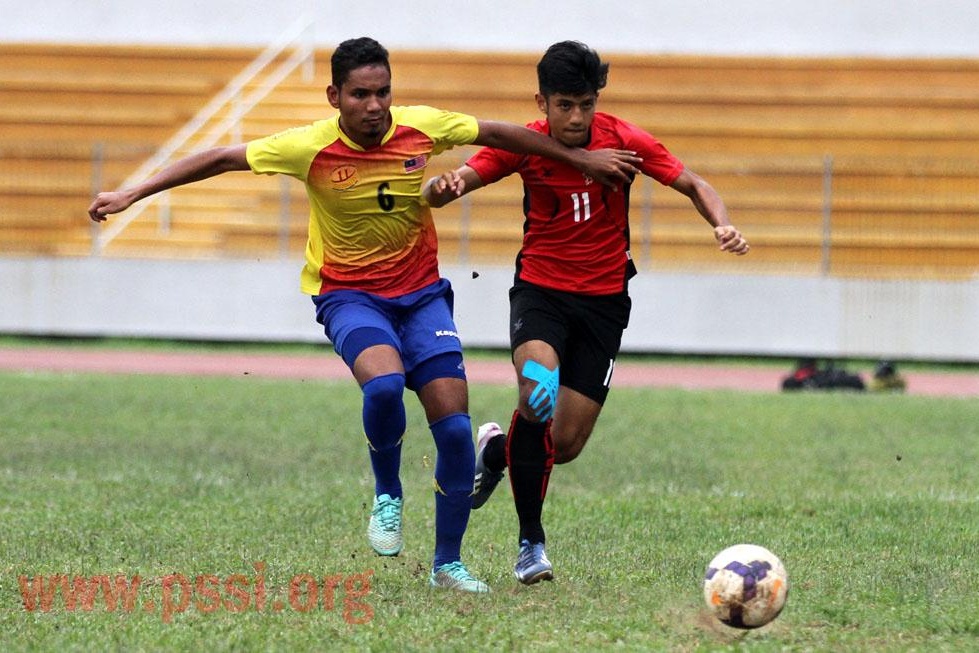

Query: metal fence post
[[821, 154, 834, 276], [89, 142, 104, 256], [232, 91, 243, 145], [458, 192, 471, 267], [279, 175, 292, 260], [641, 177, 654, 267], [301, 20, 315, 83], [158, 190, 171, 235]]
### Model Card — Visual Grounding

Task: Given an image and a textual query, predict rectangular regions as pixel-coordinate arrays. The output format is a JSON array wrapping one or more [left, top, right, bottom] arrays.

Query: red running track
[[1, 347, 977, 397]]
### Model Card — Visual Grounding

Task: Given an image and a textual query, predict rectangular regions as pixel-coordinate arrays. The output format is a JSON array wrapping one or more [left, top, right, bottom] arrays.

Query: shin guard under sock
[[362, 373, 406, 499], [505, 411, 555, 544], [430, 412, 475, 567]]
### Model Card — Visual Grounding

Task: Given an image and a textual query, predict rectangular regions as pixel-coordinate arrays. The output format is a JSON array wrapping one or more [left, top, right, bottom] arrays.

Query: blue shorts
[[312, 278, 465, 390]]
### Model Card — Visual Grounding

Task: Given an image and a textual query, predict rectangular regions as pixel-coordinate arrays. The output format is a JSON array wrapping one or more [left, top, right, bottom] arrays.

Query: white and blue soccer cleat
[[514, 539, 553, 585], [367, 494, 403, 556], [472, 422, 506, 509]]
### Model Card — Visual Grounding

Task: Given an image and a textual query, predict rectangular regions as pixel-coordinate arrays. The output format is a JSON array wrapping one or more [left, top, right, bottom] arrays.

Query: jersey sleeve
[[465, 146, 524, 185], [616, 119, 685, 185], [396, 105, 480, 155], [466, 118, 544, 184], [246, 123, 322, 181]]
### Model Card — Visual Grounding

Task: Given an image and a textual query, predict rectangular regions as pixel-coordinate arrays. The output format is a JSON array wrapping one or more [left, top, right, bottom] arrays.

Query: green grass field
[[2, 367, 979, 651]]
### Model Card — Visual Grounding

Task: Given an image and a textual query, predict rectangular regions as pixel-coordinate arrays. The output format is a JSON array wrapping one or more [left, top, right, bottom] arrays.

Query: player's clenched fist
[[88, 191, 135, 222], [714, 225, 750, 255]]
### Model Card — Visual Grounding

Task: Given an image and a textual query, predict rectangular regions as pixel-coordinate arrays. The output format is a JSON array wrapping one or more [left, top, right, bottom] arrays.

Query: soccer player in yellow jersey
[[88, 36, 640, 593]]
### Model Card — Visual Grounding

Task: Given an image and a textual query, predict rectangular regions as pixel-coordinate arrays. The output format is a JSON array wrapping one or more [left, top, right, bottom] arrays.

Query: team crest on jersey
[[583, 174, 594, 185], [330, 164, 360, 190], [403, 154, 428, 173]]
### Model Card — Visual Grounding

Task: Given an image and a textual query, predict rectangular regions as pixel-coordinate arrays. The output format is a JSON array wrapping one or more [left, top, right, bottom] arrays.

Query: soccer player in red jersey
[[425, 40, 750, 584], [88, 37, 641, 593]]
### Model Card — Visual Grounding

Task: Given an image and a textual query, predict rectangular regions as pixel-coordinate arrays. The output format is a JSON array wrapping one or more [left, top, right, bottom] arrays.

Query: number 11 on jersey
[[571, 191, 591, 222]]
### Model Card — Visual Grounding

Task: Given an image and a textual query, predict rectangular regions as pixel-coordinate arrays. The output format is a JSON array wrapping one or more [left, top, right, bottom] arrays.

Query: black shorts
[[509, 281, 631, 405]]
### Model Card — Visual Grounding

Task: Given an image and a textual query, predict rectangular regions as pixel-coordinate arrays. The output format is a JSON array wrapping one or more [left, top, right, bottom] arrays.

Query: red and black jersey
[[466, 112, 684, 295]]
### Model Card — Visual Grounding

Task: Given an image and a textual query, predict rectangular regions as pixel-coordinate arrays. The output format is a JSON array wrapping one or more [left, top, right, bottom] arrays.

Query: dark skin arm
[[474, 120, 640, 188], [426, 163, 749, 256], [669, 168, 749, 255], [88, 121, 640, 220], [88, 145, 250, 221]]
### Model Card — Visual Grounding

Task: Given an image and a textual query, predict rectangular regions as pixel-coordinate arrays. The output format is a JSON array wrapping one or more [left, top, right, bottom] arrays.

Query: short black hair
[[537, 41, 608, 97], [331, 37, 391, 88]]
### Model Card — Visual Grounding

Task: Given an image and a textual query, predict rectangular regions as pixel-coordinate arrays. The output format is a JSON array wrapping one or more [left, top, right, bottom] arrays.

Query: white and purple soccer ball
[[703, 543, 788, 629]]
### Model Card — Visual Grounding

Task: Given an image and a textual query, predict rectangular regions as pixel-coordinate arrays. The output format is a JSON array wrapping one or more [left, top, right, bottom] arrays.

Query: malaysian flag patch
[[403, 154, 428, 172]]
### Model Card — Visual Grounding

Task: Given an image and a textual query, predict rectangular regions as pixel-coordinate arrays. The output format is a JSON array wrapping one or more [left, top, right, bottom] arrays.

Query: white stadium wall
[[2, 258, 978, 362]]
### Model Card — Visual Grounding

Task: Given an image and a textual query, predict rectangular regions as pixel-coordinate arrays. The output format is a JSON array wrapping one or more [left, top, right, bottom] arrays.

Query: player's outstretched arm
[[670, 168, 749, 255], [88, 145, 250, 222], [423, 166, 484, 208], [473, 120, 641, 188]]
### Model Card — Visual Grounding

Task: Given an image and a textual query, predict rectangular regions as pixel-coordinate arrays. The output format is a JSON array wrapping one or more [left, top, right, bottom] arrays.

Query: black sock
[[506, 411, 554, 545]]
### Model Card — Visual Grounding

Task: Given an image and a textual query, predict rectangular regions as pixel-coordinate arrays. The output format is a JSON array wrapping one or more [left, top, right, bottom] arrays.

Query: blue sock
[[362, 373, 406, 499], [429, 412, 475, 569]]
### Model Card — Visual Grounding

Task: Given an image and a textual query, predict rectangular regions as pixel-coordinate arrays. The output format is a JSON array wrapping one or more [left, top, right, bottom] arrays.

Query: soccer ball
[[703, 543, 788, 629]]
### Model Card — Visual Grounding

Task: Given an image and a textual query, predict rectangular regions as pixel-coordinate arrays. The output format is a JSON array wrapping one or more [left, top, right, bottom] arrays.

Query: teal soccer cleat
[[429, 561, 490, 593], [367, 494, 403, 556]]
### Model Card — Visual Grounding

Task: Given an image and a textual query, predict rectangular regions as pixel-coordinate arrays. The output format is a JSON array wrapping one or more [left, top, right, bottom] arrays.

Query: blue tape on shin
[[522, 360, 559, 421]]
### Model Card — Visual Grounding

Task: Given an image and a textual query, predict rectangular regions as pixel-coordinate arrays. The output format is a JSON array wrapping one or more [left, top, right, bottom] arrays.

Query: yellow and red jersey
[[247, 105, 479, 297]]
